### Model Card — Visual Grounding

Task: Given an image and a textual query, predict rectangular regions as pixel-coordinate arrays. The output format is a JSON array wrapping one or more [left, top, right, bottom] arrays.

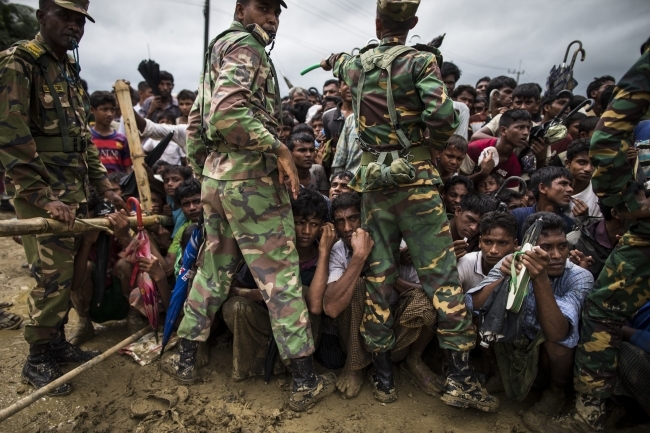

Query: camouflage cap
[[53, 0, 95, 23], [377, 0, 420, 22]]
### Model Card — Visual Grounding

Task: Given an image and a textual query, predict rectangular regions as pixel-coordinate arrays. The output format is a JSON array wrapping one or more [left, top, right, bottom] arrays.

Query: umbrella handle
[[300, 64, 321, 76], [563, 40, 583, 63], [569, 48, 586, 69], [126, 197, 144, 230]]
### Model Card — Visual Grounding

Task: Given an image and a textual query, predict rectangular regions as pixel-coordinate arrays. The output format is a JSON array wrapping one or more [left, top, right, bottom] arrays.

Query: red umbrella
[[120, 197, 159, 339]]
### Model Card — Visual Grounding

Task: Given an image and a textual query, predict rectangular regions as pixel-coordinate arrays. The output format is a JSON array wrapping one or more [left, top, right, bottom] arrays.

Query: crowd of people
[[0, 0, 649, 432]]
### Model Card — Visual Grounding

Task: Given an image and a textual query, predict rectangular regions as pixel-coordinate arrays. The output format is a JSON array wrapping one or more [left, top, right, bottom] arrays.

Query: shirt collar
[[475, 251, 486, 276], [35, 32, 70, 63], [380, 37, 403, 46], [229, 20, 273, 47]]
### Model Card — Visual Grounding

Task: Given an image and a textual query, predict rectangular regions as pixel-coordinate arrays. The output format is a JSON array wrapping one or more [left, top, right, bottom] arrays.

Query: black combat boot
[[22, 343, 72, 396], [289, 355, 336, 412], [50, 332, 101, 365], [161, 338, 199, 384], [368, 351, 397, 403], [532, 393, 606, 433], [441, 350, 499, 412]]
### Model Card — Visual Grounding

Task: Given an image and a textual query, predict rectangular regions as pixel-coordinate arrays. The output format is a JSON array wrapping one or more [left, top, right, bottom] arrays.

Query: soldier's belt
[[360, 146, 431, 165], [34, 136, 89, 153]]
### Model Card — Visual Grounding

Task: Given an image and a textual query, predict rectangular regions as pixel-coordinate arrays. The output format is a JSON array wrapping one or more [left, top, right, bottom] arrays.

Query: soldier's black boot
[[289, 355, 336, 412], [50, 332, 101, 365], [22, 343, 73, 396], [531, 393, 605, 433], [161, 338, 199, 384], [368, 351, 397, 403], [441, 350, 499, 412]]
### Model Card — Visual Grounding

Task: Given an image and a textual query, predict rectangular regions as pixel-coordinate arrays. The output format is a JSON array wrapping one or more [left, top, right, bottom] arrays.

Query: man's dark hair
[[451, 85, 476, 100], [444, 175, 474, 194], [497, 188, 524, 204], [160, 111, 177, 125], [293, 101, 312, 123], [323, 79, 339, 90], [446, 134, 468, 153], [280, 112, 296, 128], [159, 71, 174, 84], [480, 211, 518, 239], [542, 91, 571, 109], [569, 95, 587, 111], [376, 10, 417, 33], [177, 89, 195, 102], [162, 165, 193, 182], [332, 170, 354, 182], [579, 116, 599, 136], [586, 75, 615, 98], [291, 188, 329, 222], [599, 85, 615, 110], [287, 132, 314, 151], [499, 109, 532, 129], [151, 160, 170, 173], [331, 192, 361, 215], [322, 95, 342, 108], [291, 123, 315, 137], [459, 193, 497, 216], [107, 171, 126, 184], [566, 138, 591, 162], [486, 76, 517, 104], [476, 76, 490, 87], [441, 62, 461, 81], [474, 96, 488, 107], [522, 211, 567, 237], [513, 83, 541, 101], [138, 81, 151, 92], [89, 91, 116, 109], [530, 166, 572, 200], [566, 112, 587, 128], [175, 178, 201, 204], [311, 112, 323, 124]]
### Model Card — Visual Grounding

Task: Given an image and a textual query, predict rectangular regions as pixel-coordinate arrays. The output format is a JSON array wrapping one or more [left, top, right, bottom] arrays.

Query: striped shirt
[[91, 128, 132, 173]]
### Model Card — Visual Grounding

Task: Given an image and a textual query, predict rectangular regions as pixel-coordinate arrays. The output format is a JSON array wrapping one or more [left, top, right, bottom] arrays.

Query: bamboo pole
[[114, 80, 152, 213], [0, 326, 152, 423], [0, 215, 172, 237]]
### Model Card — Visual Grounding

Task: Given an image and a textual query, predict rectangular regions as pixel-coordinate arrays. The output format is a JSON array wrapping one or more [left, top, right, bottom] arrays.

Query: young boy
[[437, 134, 468, 184], [442, 175, 474, 216], [142, 112, 187, 166], [288, 132, 330, 196], [176, 90, 195, 125], [450, 193, 497, 259], [564, 139, 603, 218], [461, 109, 531, 185], [476, 172, 502, 196], [474, 83, 541, 140], [166, 179, 203, 276], [90, 91, 133, 174], [162, 165, 193, 237]]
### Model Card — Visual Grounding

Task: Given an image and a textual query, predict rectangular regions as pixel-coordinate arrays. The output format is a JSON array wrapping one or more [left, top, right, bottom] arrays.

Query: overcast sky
[[14, 0, 650, 98]]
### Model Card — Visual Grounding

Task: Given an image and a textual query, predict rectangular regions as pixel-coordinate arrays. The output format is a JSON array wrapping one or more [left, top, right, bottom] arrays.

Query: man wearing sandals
[[0, 0, 125, 395], [320, 0, 497, 411]]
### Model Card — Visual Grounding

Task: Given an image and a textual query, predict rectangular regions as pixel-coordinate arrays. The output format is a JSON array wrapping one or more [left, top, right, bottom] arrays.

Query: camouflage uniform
[[0, 32, 112, 345], [327, 17, 474, 354], [179, 21, 314, 361], [574, 47, 650, 400]]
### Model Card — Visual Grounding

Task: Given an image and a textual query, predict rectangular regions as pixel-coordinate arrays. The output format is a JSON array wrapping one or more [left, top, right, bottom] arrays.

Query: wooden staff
[[0, 326, 152, 423], [0, 216, 172, 237], [114, 80, 152, 213]]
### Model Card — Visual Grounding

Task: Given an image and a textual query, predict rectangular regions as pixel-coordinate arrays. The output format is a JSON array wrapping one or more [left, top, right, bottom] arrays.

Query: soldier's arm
[[416, 55, 459, 151], [85, 141, 115, 195], [186, 98, 206, 177], [590, 49, 650, 214], [328, 53, 353, 86], [0, 52, 56, 208], [210, 41, 281, 154]]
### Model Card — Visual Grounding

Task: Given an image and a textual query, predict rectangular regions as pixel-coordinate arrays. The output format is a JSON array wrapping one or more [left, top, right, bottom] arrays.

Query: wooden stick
[[114, 80, 152, 213], [0, 326, 152, 423], [0, 215, 172, 237]]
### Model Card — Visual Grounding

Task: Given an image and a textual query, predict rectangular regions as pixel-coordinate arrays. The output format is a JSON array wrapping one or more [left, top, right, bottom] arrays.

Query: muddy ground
[[0, 211, 647, 433]]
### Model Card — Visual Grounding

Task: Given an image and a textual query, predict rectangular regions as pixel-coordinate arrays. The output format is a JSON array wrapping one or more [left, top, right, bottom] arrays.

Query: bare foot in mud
[[401, 351, 443, 396], [336, 366, 363, 399], [196, 341, 210, 368]]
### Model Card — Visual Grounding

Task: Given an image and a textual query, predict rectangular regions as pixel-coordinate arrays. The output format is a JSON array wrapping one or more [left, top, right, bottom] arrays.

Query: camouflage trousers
[[360, 185, 475, 353], [575, 232, 650, 398], [14, 198, 84, 345], [176, 176, 315, 360]]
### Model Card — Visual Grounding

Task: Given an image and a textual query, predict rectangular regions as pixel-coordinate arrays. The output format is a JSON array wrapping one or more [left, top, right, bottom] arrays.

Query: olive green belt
[[34, 136, 89, 153], [360, 146, 431, 165]]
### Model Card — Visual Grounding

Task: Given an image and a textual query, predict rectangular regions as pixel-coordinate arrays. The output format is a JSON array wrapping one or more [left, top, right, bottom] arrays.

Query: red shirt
[[91, 128, 132, 173], [465, 138, 522, 181]]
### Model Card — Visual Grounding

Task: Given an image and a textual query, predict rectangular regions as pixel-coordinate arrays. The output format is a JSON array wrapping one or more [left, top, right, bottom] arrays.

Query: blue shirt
[[466, 258, 594, 348], [630, 300, 650, 354], [511, 206, 575, 244], [167, 195, 187, 237]]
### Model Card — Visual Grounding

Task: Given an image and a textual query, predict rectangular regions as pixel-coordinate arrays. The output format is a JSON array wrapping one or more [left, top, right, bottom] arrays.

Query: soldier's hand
[[103, 190, 126, 212], [520, 246, 550, 280], [319, 223, 338, 254], [320, 59, 332, 71], [571, 198, 589, 217], [276, 144, 300, 200], [44, 200, 76, 230], [453, 239, 469, 259], [350, 228, 374, 261]]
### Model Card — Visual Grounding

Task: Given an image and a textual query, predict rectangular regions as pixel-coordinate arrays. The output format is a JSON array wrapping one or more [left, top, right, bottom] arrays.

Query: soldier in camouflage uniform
[[320, 0, 498, 411], [161, 0, 335, 412], [0, 0, 126, 396], [536, 38, 650, 433]]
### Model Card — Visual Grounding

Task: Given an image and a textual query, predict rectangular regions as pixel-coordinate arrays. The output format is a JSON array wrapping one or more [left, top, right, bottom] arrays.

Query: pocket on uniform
[[38, 92, 55, 110], [40, 154, 81, 192]]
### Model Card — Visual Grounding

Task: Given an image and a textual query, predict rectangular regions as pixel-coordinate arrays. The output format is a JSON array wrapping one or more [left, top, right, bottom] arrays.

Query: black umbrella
[[120, 132, 174, 198], [546, 40, 586, 95], [138, 59, 161, 96]]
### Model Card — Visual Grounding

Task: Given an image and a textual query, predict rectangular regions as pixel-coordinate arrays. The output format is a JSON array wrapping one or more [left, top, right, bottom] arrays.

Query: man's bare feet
[[401, 351, 444, 396], [336, 366, 363, 399]]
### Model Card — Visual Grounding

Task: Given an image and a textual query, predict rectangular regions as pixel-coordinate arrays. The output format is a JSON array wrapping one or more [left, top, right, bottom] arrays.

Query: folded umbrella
[[138, 60, 161, 96], [546, 40, 586, 96]]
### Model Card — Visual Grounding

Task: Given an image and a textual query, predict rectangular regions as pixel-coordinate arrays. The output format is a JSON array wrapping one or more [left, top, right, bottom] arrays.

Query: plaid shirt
[[467, 258, 594, 348], [331, 114, 362, 178]]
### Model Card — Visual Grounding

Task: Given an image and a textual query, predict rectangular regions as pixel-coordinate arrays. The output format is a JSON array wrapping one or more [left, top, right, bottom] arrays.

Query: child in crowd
[[437, 134, 468, 185], [162, 165, 193, 237], [176, 90, 195, 125], [441, 175, 473, 216], [90, 91, 132, 174], [166, 179, 203, 277], [476, 172, 502, 196]]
